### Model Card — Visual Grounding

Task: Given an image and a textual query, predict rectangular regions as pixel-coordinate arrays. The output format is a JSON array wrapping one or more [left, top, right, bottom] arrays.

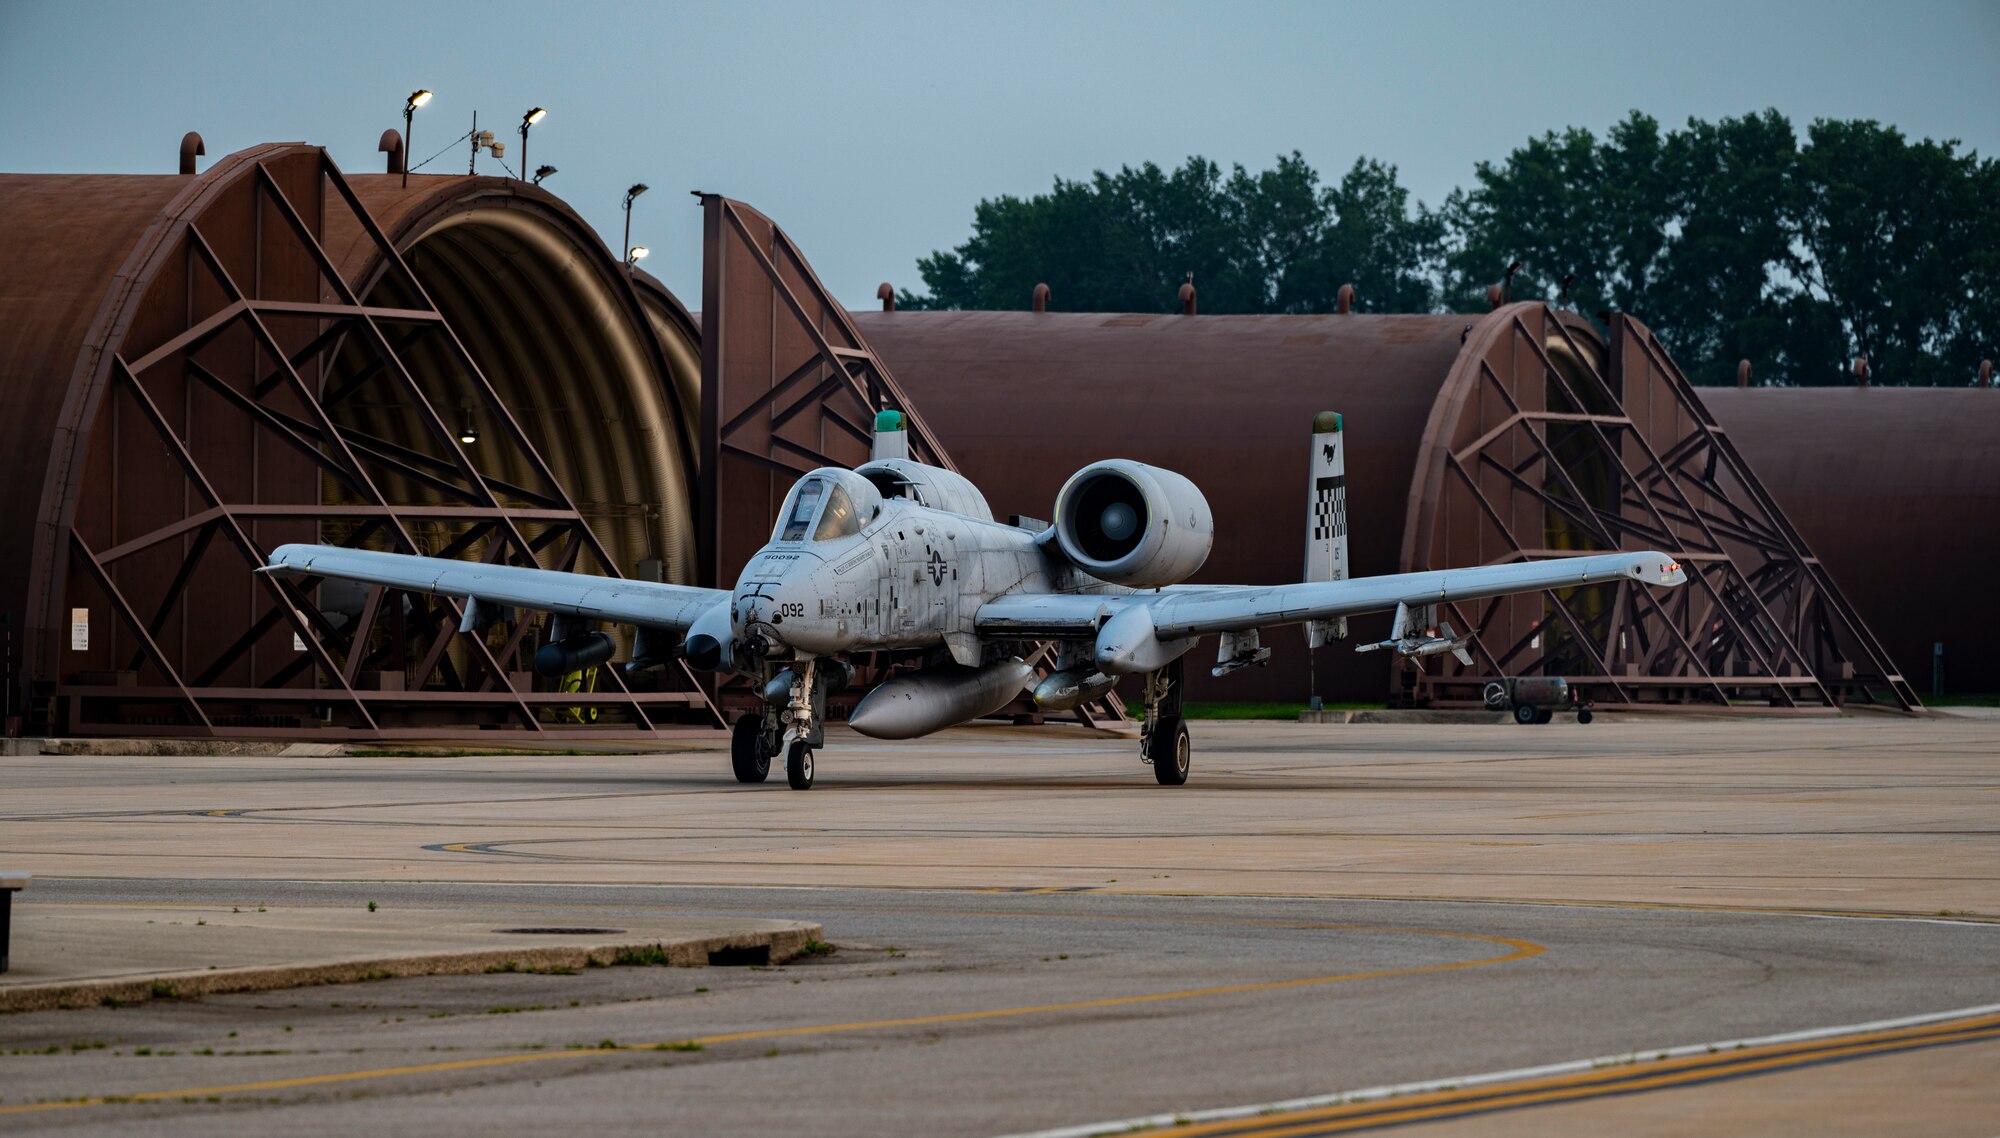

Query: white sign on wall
[[70, 607, 89, 651]]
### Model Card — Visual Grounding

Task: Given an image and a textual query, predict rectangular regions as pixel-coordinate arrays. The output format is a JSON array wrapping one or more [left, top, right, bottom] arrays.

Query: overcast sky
[[3, 1, 1995, 308]]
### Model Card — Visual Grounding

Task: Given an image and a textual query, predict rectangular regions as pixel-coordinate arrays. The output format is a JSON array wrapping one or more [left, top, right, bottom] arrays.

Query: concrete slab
[[0, 905, 820, 1013], [2, 718, 1993, 916]]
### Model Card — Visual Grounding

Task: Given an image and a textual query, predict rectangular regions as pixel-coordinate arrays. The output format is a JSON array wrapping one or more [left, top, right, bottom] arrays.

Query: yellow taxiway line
[[1108, 1012, 2000, 1137], [0, 927, 1540, 1116]]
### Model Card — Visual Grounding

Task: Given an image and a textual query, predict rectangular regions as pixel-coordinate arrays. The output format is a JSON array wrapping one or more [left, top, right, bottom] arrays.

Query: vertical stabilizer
[[1304, 411, 1349, 647], [872, 408, 910, 462]]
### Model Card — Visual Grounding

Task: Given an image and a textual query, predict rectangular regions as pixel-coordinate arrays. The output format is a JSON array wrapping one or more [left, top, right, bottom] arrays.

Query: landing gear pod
[[534, 632, 615, 676]]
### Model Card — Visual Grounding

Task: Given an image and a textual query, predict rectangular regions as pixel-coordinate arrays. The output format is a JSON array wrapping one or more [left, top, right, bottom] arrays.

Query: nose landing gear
[[780, 659, 822, 790]]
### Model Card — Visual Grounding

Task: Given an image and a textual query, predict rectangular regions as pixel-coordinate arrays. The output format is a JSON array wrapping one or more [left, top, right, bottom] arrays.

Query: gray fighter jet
[[263, 411, 1685, 789]]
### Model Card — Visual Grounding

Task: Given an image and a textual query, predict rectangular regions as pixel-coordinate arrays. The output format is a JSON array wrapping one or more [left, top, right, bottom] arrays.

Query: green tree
[[1651, 110, 1800, 386], [1791, 120, 1995, 385], [899, 154, 1441, 314], [1441, 110, 1997, 385], [904, 117, 1998, 385], [1440, 112, 1674, 317]]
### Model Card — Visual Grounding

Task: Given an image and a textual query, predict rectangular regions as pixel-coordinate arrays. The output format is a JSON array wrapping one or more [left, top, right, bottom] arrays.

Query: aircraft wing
[[976, 550, 1685, 639], [261, 544, 728, 632]]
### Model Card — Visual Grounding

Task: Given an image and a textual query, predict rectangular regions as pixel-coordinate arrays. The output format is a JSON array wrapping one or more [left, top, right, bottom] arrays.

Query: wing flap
[[263, 544, 727, 633]]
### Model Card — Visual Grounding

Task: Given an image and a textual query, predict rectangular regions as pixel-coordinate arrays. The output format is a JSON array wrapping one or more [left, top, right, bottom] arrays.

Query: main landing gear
[[731, 713, 775, 783], [1140, 656, 1192, 786]]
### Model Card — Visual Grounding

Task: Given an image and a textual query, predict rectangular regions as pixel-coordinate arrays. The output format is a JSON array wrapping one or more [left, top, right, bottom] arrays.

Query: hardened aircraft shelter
[[1, 136, 1967, 739]]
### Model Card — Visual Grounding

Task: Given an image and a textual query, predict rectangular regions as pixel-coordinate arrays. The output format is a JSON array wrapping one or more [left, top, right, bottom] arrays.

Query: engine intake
[[1053, 460, 1213, 587]]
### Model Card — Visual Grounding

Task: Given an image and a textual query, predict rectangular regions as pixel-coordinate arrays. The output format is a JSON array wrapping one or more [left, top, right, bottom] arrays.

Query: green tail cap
[[875, 409, 906, 433], [1312, 411, 1342, 433]]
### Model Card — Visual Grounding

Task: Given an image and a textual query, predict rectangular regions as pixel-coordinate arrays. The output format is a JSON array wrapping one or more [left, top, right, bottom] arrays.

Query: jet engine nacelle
[[1052, 460, 1213, 588]]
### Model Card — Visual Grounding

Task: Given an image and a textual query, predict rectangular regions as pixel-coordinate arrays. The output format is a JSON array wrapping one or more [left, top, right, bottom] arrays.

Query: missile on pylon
[[1032, 667, 1117, 711]]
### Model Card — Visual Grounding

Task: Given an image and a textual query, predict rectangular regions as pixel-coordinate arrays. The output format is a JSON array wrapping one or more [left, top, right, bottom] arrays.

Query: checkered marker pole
[[1304, 411, 1349, 649]]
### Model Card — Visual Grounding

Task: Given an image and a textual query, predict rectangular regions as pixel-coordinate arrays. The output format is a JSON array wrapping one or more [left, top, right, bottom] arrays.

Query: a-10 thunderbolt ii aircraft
[[264, 411, 1686, 789]]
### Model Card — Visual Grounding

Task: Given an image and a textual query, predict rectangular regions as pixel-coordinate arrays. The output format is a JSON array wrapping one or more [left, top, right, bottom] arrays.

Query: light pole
[[519, 107, 546, 183], [402, 88, 432, 188], [622, 183, 648, 271]]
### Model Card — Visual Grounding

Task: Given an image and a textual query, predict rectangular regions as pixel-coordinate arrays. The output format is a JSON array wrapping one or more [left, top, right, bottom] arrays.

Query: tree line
[[897, 111, 1999, 387]]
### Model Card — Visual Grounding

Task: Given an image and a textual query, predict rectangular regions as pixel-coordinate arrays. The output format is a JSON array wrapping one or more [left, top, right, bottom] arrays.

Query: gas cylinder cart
[[1483, 676, 1595, 725]]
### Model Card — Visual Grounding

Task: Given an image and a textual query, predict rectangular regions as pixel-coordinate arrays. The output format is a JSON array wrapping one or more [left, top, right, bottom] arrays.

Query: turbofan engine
[[1052, 460, 1213, 588]]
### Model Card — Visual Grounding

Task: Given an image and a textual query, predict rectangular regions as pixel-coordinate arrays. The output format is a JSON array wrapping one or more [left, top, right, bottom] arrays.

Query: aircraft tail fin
[[1304, 411, 1349, 648]]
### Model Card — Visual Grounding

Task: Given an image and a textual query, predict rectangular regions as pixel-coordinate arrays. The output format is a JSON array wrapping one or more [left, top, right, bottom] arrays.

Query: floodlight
[[402, 89, 433, 187], [518, 108, 549, 181], [533, 165, 557, 184], [622, 184, 651, 267]]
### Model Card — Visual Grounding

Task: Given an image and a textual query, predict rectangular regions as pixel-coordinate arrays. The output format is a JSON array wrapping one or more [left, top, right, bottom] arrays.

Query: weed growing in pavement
[[603, 945, 672, 967], [654, 1041, 703, 1052], [367, 901, 377, 912]]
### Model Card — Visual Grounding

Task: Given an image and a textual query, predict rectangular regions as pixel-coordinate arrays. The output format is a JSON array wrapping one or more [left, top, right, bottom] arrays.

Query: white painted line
[[992, 1001, 2000, 1138]]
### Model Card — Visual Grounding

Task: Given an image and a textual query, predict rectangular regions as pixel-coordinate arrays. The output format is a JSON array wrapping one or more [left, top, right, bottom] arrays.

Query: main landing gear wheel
[[786, 740, 815, 790], [732, 714, 772, 783], [1149, 716, 1191, 786]]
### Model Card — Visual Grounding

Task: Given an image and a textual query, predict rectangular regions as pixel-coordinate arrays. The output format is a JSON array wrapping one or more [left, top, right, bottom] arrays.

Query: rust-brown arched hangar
[[3, 137, 1982, 739], [0, 139, 713, 738], [852, 306, 1948, 709]]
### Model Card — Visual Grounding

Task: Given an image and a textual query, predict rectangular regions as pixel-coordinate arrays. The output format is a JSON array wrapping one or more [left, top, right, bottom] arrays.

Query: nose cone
[[732, 553, 840, 655]]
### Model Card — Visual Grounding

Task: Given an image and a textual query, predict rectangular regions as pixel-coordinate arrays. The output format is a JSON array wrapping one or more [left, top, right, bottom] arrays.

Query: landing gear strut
[[781, 658, 822, 790], [1140, 656, 1191, 786]]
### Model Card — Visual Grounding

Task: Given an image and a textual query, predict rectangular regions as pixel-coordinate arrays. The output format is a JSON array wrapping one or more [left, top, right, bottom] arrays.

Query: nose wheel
[[786, 740, 815, 790]]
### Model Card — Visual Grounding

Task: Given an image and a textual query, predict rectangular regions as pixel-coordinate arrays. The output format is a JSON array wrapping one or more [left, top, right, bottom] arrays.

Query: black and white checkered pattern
[[1312, 474, 1347, 542]]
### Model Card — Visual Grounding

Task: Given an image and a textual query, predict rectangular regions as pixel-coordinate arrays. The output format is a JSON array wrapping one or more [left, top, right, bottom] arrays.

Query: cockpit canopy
[[771, 468, 884, 544]]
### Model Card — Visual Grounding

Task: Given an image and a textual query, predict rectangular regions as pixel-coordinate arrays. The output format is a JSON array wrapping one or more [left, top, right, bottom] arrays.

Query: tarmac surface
[[1, 716, 1996, 1134]]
